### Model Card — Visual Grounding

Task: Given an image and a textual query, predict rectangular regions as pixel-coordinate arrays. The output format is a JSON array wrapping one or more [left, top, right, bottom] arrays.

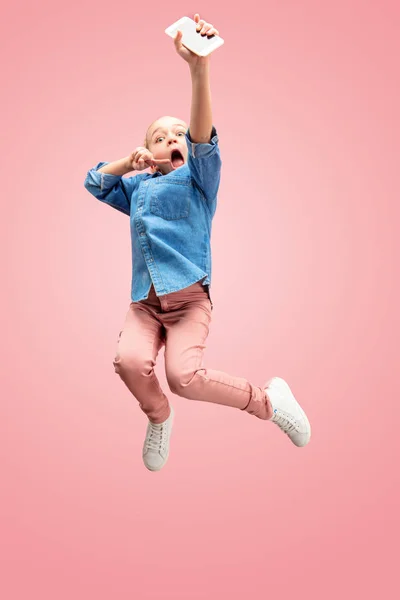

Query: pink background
[[2, 1, 400, 598]]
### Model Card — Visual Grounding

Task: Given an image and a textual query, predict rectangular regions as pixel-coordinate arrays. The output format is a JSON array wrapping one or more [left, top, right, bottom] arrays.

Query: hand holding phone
[[165, 15, 224, 58]]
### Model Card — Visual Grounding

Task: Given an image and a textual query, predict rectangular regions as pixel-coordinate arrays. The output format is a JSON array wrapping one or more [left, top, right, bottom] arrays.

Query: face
[[147, 117, 188, 175]]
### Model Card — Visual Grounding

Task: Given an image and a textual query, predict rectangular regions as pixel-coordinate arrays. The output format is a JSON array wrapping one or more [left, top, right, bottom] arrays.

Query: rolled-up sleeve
[[185, 126, 221, 213], [84, 162, 145, 216]]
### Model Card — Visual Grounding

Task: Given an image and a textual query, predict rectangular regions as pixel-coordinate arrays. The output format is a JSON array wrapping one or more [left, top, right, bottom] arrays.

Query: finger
[[200, 24, 213, 36], [152, 158, 171, 164], [194, 14, 200, 22], [174, 30, 182, 47], [196, 19, 205, 32], [207, 27, 219, 37]]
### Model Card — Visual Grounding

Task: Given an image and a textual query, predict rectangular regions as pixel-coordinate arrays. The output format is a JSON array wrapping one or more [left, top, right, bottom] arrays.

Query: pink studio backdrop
[[2, 1, 399, 599]]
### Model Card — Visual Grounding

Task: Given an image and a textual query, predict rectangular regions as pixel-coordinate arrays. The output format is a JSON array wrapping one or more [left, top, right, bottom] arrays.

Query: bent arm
[[84, 162, 147, 215], [97, 157, 133, 176]]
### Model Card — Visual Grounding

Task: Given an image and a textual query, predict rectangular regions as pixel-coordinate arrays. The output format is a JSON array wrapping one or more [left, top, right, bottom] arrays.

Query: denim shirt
[[84, 126, 221, 308]]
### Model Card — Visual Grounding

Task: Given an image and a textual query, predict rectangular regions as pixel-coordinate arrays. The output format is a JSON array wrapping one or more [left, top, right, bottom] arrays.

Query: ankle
[[264, 391, 274, 420], [150, 406, 171, 425]]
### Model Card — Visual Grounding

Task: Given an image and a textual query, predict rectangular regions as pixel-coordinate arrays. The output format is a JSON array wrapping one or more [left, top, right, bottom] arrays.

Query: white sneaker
[[264, 377, 311, 447], [142, 407, 174, 471]]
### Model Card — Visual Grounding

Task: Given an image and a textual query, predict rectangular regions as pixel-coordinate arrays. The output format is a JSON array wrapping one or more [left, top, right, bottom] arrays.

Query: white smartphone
[[165, 16, 224, 57]]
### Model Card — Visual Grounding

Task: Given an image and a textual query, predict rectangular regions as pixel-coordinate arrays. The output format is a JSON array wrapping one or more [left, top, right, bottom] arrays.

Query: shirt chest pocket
[[150, 177, 191, 220]]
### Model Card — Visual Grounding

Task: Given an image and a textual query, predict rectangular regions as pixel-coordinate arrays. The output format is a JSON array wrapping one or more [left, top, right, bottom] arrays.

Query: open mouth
[[171, 149, 185, 169]]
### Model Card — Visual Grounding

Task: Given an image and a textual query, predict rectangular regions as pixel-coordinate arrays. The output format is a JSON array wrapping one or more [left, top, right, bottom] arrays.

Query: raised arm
[[173, 14, 222, 213], [174, 14, 219, 143], [189, 60, 213, 143]]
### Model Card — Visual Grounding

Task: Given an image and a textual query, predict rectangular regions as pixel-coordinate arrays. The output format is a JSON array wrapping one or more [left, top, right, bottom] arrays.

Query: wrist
[[189, 59, 210, 76], [124, 157, 135, 172]]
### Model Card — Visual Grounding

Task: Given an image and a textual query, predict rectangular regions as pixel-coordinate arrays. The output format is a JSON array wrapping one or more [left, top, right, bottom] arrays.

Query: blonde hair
[[143, 116, 188, 149]]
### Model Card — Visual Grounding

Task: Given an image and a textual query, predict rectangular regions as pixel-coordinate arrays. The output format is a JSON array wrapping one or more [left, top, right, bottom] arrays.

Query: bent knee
[[166, 369, 199, 395], [113, 351, 152, 378]]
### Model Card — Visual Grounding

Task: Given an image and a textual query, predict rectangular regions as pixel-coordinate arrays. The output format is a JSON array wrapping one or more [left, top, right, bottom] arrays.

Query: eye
[[155, 131, 185, 143]]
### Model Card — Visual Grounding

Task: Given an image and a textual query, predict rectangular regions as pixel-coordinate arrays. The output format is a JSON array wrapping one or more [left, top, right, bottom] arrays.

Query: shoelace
[[146, 422, 167, 452], [271, 410, 298, 434]]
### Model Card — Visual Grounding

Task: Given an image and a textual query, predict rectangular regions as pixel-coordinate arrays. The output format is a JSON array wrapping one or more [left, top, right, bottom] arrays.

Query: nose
[[167, 133, 179, 144]]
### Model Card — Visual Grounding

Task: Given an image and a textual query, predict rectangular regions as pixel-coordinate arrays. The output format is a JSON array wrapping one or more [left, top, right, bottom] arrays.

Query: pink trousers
[[113, 281, 272, 423]]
